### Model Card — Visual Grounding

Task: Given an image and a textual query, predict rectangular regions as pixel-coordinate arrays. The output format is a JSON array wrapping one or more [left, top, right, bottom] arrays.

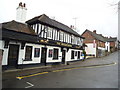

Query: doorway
[[62, 50, 66, 64], [41, 47, 47, 65], [8, 44, 19, 68]]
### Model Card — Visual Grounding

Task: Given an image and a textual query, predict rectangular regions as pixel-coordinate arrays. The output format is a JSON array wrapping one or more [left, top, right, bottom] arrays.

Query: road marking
[[16, 72, 48, 80], [16, 62, 117, 79], [25, 82, 34, 88]]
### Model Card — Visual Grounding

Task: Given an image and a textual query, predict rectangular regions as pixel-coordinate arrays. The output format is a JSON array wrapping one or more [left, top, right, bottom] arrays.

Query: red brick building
[[106, 37, 117, 52], [81, 29, 106, 57]]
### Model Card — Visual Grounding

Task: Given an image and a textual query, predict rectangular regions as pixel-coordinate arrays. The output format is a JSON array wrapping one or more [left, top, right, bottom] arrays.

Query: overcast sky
[[0, 0, 119, 38]]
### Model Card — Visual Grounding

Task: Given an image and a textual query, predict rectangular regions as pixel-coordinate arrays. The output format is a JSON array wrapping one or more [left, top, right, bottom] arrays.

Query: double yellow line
[[16, 62, 117, 80], [16, 72, 48, 80]]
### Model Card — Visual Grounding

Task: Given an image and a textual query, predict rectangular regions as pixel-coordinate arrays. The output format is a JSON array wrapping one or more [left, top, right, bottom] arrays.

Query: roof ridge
[[26, 14, 83, 37]]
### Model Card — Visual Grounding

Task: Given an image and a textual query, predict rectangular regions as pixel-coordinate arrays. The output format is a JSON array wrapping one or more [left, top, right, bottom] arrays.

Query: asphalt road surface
[[2, 51, 118, 88]]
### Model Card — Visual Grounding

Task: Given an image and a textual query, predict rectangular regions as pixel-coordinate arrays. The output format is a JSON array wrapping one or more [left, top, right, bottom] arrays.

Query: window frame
[[48, 49, 53, 57], [34, 48, 40, 57], [77, 51, 80, 59], [25, 46, 33, 61], [71, 50, 74, 59], [53, 48, 59, 60]]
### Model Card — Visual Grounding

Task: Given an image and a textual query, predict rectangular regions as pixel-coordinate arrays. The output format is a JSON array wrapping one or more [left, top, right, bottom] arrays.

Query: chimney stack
[[110, 36, 112, 38], [93, 30, 96, 34], [19, 2, 22, 7], [70, 25, 75, 30], [16, 2, 27, 23], [23, 3, 26, 7]]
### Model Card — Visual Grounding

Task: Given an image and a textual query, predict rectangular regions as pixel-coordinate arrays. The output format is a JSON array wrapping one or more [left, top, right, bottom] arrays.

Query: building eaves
[[26, 14, 84, 38], [86, 30, 107, 42], [2, 20, 36, 35]]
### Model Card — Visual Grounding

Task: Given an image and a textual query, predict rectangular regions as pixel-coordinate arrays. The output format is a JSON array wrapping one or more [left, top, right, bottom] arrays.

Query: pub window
[[47, 29, 51, 38], [71, 50, 74, 59], [55, 30, 58, 40], [64, 33, 66, 42], [47, 27, 53, 39], [68, 34, 69, 43], [53, 49, 59, 59], [60, 32, 63, 41], [48, 49, 53, 57], [34, 48, 40, 57], [75, 51, 77, 56], [52, 29, 55, 40], [69, 35, 71, 43], [72, 35, 74, 44], [25, 46, 32, 61], [78, 51, 80, 59], [66, 34, 68, 43], [57, 31, 59, 40]]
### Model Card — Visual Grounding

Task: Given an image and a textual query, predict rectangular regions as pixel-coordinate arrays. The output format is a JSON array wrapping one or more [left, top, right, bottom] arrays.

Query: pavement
[[2, 51, 117, 75]]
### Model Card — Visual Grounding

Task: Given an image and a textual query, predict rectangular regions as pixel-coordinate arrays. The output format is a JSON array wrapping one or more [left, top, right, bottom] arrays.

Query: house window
[[71, 50, 74, 59], [48, 49, 53, 57], [25, 46, 32, 61], [53, 49, 59, 59], [78, 51, 80, 59], [34, 48, 40, 57]]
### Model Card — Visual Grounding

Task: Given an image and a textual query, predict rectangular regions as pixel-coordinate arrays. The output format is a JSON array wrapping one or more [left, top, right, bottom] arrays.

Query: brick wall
[[82, 31, 105, 48], [96, 40, 105, 48], [82, 31, 95, 43], [110, 42, 115, 47]]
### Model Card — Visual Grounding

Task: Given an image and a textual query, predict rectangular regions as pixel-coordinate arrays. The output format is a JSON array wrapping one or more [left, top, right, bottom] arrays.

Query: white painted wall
[[0, 40, 8, 65], [85, 43, 96, 57], [21, 43, 44, 64], [46, 46, 62, 63], [1, 39, 83, 66], [105, 42, 110, 52], [66, 49, 82, 61], [98, 47, 106, 50]]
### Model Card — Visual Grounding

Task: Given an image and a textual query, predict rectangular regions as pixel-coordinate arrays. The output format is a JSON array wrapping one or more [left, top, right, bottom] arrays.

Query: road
[[2, 51, 118, 88]]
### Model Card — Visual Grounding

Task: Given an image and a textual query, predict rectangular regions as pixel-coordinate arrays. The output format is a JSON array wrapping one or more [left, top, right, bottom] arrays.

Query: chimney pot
[[93, 30, 96, 33], [70, 25, 72, 28], [23, 3, 26, 7], [19, 2, 22, 7]]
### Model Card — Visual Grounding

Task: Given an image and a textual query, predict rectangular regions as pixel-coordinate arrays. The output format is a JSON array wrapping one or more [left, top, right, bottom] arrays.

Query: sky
[[0, 0, 119, 39]]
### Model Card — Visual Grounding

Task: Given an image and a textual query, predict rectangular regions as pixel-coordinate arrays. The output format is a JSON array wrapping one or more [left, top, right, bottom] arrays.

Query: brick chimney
[[93, 30, 96, 34]]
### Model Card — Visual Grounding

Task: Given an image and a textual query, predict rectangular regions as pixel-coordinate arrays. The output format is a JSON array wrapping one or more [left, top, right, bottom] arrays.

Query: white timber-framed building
[[1, 13, 84, 70]]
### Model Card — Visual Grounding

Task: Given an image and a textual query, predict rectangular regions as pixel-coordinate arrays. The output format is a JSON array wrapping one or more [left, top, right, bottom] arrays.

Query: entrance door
[[62, 50, 66, 64], [41, 47, 47, 65], [8, 44, 19, 68]]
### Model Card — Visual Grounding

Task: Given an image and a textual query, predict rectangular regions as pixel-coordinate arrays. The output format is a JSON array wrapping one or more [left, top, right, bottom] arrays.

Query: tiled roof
[[2, 20, 36, 35], [85, 30, 107, 42], [106, 37, 117, 42], [26, 14, 84, 38]]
